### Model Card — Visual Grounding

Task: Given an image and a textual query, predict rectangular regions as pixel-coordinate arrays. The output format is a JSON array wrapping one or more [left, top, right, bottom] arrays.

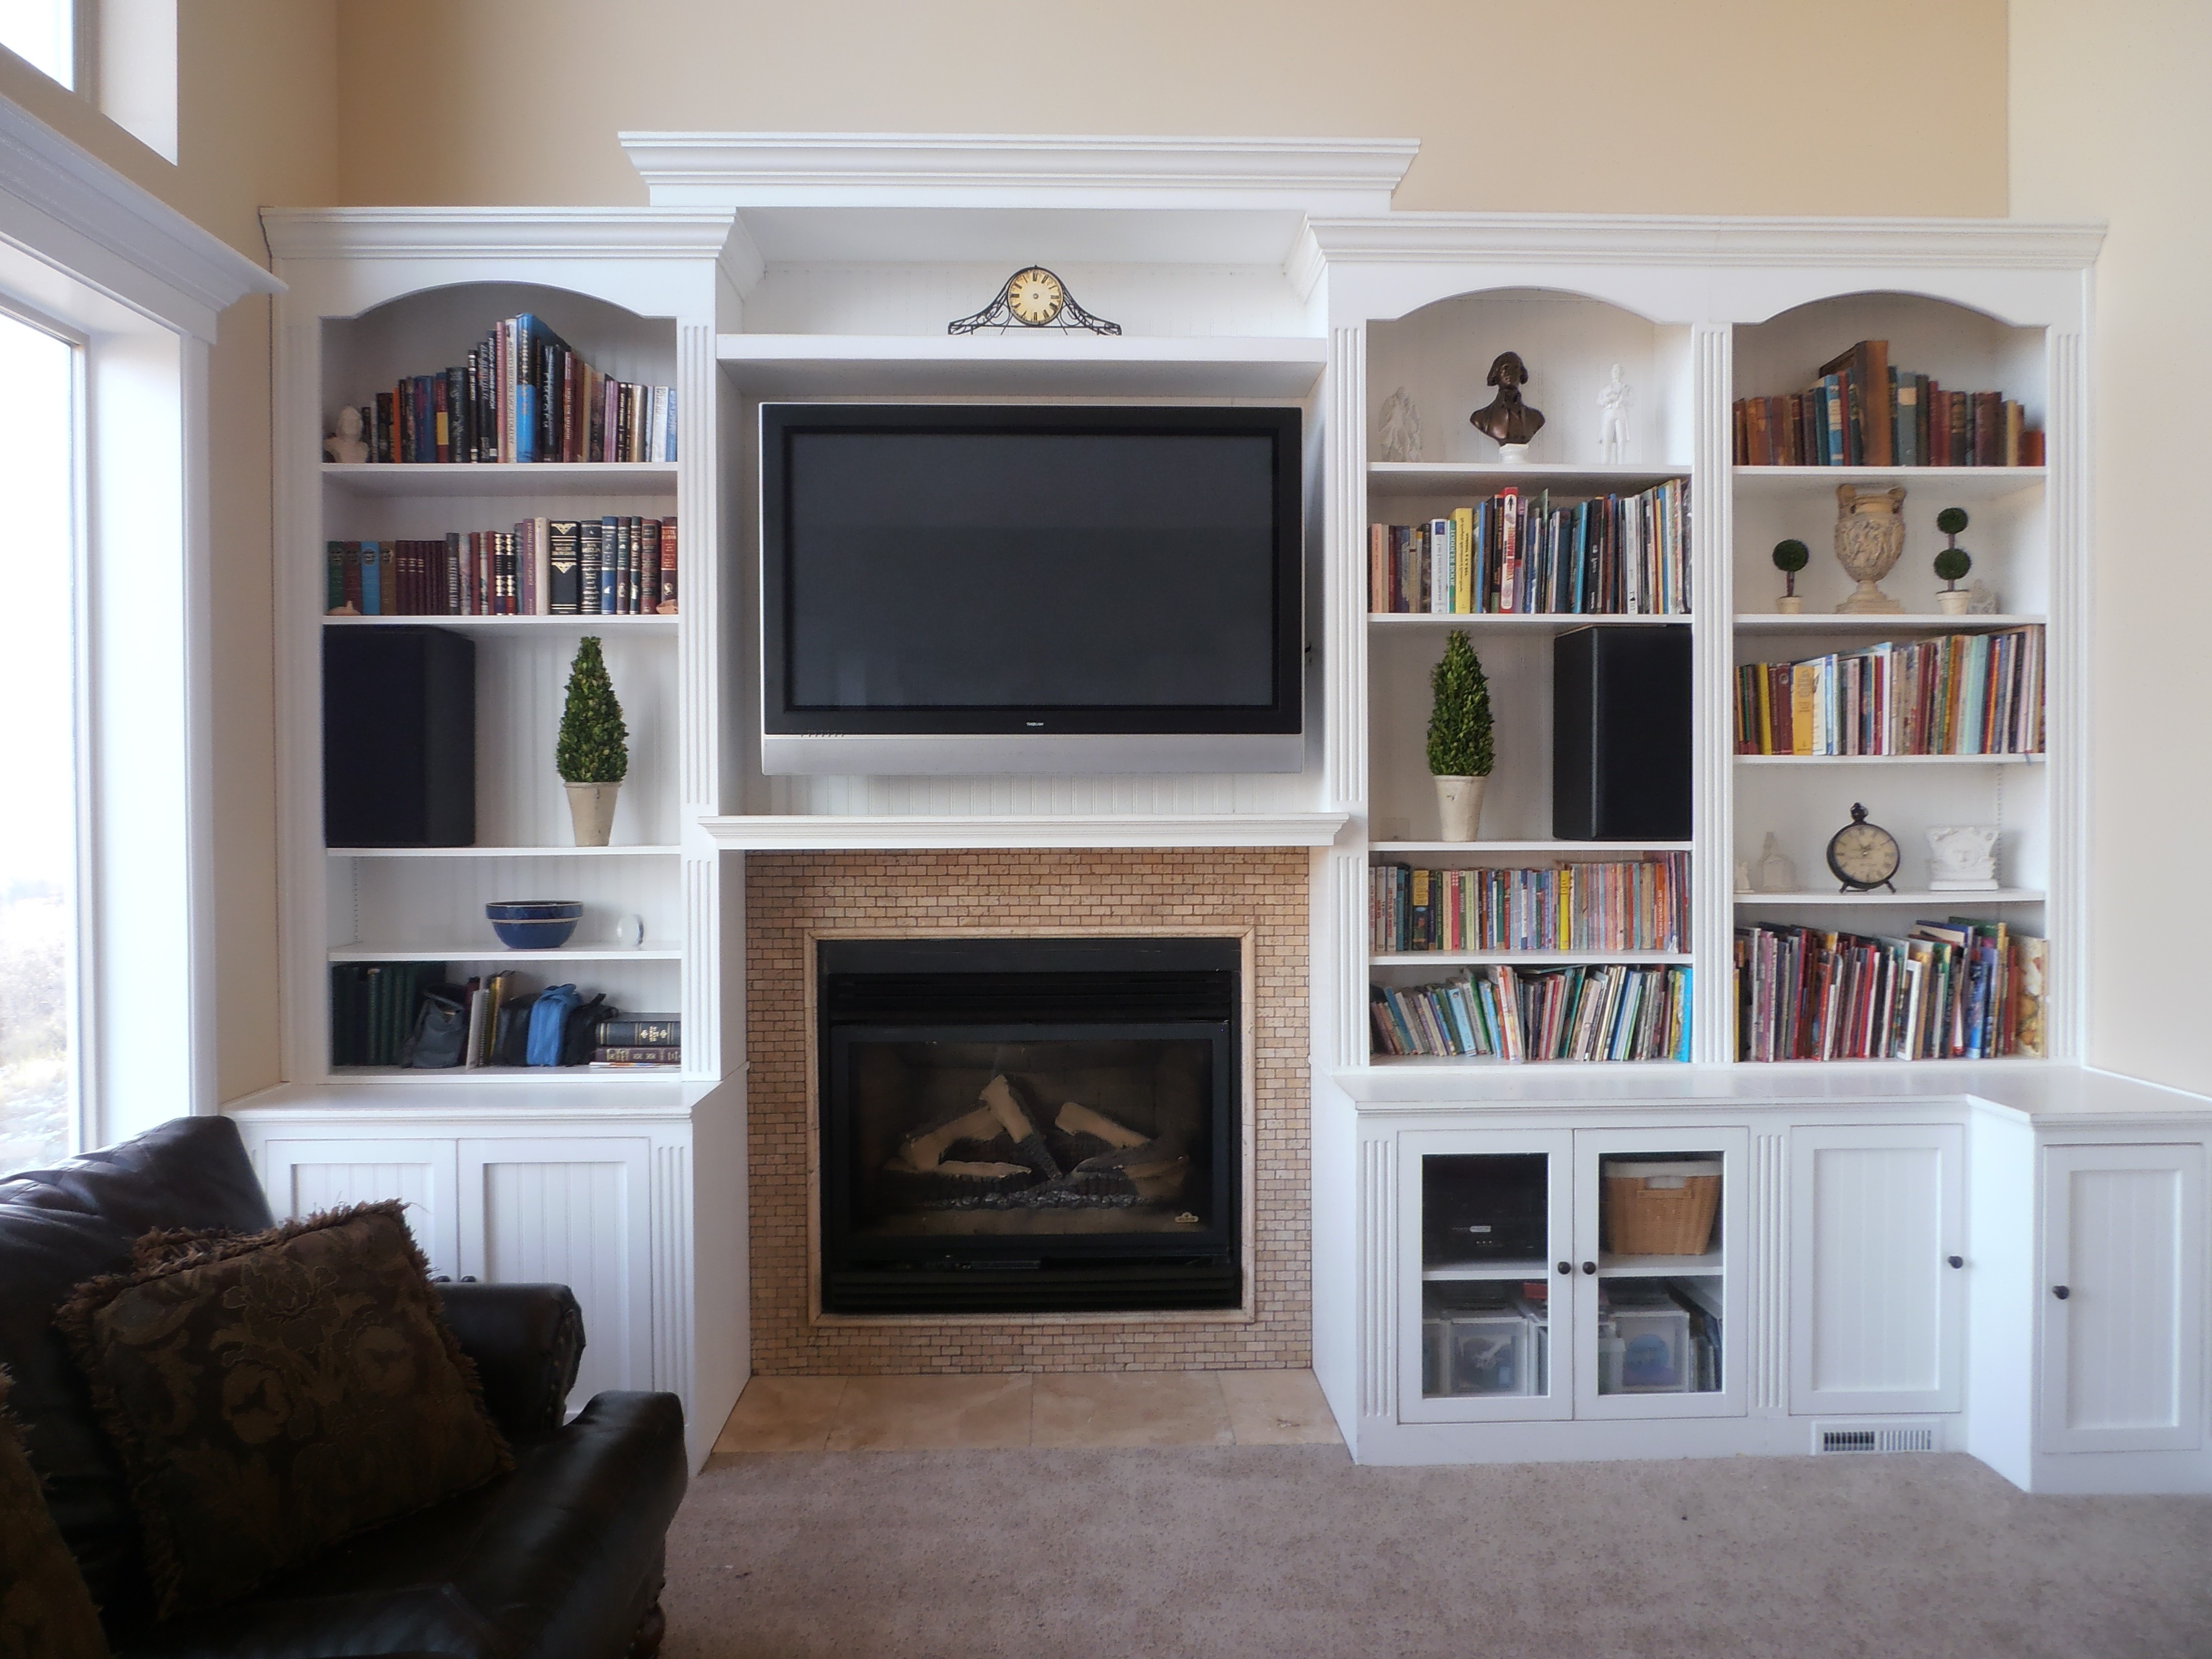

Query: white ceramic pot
[[1435, 775, 1486, 842], [1936, 588, 1971, 614], [564, 780, 621, 847], [1776, 595, 1803, 614]]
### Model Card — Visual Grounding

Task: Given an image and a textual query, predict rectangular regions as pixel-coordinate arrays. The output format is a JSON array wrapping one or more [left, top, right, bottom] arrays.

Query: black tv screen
[[760, 404, 1303, 773]]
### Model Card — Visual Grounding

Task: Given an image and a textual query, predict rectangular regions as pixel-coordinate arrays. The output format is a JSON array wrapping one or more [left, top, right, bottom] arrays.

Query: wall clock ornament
[[1826, 802, 1901, 893], [948, 266, 1121, 335]]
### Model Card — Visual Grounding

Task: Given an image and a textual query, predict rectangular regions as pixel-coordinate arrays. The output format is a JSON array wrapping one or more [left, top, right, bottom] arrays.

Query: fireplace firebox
[[817, 938, 1242, 1315]]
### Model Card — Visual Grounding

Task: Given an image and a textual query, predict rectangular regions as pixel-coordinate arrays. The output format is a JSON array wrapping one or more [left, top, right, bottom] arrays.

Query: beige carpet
[[661, 1444, 2212, 1659]]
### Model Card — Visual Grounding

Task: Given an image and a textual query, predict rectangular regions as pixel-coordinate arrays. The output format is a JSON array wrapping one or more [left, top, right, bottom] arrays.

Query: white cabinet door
[[2039, 1143, 2205, 1454], [259, 1137, 460, 1279], [1397, 1129, 1573, 1424], [1791, 1124, 1964, 1414], [457, 1137, 653, 1407]]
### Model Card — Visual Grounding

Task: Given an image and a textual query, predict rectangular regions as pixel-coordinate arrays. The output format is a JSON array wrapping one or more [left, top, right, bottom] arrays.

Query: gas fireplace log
[[1075, 1139, 1189, 1200], [979, 1075, 1062, 1180], [935, 1160, 1030, 1181], [891, 1103, 1003, 1174], [1053, 1100, 1149, 1149]]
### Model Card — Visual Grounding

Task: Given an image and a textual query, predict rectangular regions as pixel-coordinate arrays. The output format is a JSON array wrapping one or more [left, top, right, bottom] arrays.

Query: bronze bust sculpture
[[1469, 351, 1546, 447]]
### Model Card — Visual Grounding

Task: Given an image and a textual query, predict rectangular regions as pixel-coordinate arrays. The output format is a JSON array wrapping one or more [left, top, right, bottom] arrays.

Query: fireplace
[[817, 937, 1242, 1315]]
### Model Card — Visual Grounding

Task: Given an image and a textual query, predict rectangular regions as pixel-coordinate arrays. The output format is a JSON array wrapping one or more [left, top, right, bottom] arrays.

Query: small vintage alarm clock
[[1826, 803, 1901, 893]]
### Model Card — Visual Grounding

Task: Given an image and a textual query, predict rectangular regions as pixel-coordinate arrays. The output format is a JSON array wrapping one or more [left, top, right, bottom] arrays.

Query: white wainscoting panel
[[261, 1137, 459, 1277]]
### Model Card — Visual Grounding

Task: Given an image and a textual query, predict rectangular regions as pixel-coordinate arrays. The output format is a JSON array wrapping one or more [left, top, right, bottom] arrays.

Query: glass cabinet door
[[1399, 1130, 1573, 1423], [1571, 1127, 1747, 1420]]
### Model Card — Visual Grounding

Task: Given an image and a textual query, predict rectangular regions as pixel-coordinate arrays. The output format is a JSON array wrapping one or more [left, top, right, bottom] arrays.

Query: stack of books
[[326, 515, 677, 617], [1734, 918, 2046, 1061], [1371, 854, 1689, 954], [1731, 338, 2041, 467], [354, 311, 675, 464], [1734, 627, 2042, 756], [589, 1012, 679, 1068], [1369, 479, 1688, 616], [1371, 963, 1691, 1062]]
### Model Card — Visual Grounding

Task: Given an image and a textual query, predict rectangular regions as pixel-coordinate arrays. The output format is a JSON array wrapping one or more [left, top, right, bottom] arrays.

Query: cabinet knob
[[1947, 1255, 1963, 1270], [1556, 1261, 1571, 1275], [2053, 1284, 2070, 1300], [1581, 1261, 1597, 1275]]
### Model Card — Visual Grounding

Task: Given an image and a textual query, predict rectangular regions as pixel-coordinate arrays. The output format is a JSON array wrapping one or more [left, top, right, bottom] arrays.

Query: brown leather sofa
[[0, 1115, 687, 1658]]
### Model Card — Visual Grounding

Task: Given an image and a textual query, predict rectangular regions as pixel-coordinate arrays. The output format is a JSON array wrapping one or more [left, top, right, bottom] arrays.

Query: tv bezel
[[759, 403, 1305, 749]]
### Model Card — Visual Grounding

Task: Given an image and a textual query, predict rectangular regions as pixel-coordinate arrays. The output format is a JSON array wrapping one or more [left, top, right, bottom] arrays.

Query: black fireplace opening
[[818, 937, 1242, 1315]]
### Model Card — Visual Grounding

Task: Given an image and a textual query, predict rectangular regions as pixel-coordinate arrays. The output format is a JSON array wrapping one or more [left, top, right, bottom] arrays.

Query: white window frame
[[0, 89, 274, 1147]]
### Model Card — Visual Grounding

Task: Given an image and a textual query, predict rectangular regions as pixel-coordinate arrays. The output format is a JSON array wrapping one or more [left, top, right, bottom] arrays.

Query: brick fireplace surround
[[744, 848, 1310, 1375]]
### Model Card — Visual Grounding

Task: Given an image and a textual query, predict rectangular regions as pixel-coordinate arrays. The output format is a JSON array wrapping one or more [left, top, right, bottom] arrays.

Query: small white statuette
[[1596, 363, 1632, 463], [1756, 831, 1797, 894], [324, 404, 369, 464], [1378, 387, 1424, 463], [1733, 858, 1754, 894], [1963, 577, 2000, 615], [1926, 826, 1998, 891]]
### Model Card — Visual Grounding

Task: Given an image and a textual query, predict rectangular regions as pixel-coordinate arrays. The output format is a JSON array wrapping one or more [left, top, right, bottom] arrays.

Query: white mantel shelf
[[700, 812, 1348, 851]]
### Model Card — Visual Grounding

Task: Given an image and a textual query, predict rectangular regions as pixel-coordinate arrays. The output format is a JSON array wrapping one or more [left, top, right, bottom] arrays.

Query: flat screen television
[[759, 403, 1304, 774]]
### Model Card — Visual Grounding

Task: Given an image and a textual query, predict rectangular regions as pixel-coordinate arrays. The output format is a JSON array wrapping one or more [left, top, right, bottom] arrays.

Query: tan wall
[[2010, 1, 2212, 1094], [334, 0, 2007, 216], [3, 7, 338, 1107]]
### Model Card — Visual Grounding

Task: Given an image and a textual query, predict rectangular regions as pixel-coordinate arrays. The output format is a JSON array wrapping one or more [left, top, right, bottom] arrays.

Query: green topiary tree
[[556, 636, 629, 784], [1771, 538, 1809, 598], [1426, 630, 1494, 778], [1934, 507, 1972, 590]]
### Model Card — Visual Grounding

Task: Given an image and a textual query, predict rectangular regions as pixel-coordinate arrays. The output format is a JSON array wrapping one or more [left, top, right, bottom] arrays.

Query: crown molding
[[261, 206, 746, 267], [1307, 213, 2106, 270], [0, 92, 276, 339], [621, 132, 1419, 214], [700, 812, 1350, 851]]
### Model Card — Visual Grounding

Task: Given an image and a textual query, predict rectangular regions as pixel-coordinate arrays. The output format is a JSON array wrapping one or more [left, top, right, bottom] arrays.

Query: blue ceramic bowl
[[486, 900, 583, 950]]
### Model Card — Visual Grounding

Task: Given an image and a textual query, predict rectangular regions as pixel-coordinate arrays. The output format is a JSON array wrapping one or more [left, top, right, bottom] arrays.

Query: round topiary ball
[[1934, 547, 1973, 583], [1771, 538, 1809, 573], [1935, 507, 1970, 537]]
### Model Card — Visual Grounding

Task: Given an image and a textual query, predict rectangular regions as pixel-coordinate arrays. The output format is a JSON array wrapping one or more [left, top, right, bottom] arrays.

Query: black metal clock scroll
[[949, 266, 1121, 336]]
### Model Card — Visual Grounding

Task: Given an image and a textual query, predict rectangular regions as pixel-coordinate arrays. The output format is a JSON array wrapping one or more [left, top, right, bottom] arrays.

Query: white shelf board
[[1372, 951, 1692, 967], [701, 812, 1347, 851], [323, 613, 676, 632], [1372, 840, 1693, 856], [1369, 612, 1686, 631], [1370, 461, 1689, 499], [1732, 613, 2045, 633], [327, 844, 681, 859], [1363, 1054, 1688, 1069], [327, 1065, 679, 1085], [1421, 1260, 1551, 1282], [1732, 465, 2043, 499], [1598, 1251, 1722, 1278], [715, 333, 1327, 399], [1734, 889, 2044, 907], [1734, 753, 2044, 766], [329, 943, 683, 962], [322, 462, 677, 498]]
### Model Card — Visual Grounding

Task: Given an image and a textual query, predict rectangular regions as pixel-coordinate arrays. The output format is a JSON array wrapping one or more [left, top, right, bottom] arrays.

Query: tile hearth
[[712, 1371, 1341, 1454]]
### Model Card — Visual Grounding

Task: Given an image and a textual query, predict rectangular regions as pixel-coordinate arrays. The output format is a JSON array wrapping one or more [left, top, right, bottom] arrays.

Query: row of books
[[1731, 338, 2042, 467], [1370, 963, 1692, 1063], [330, 961, 680, 1069], [1368, 480, 1690, 616], [329, 962, 442, 1067], [324, 516, 677, 619], [1733, 627, 2043, 757], [1733, 919, 2046, 1062], [1371, 854, 1689, 955], [355, 312, 675, 464]]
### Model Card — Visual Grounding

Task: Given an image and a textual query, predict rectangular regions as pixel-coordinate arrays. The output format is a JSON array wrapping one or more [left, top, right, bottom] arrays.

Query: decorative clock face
[[1005, 267, 1066, 326], [1827, 803, 1901, 891]]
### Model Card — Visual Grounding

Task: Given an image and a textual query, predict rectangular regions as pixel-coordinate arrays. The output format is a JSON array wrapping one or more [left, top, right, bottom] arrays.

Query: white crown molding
[[621, 132, 1419, 214], [261, 206, 747, 269], [0, 92, 276, 339], [700, 812, 1350, 851], [1307, 213, 2106, 270]]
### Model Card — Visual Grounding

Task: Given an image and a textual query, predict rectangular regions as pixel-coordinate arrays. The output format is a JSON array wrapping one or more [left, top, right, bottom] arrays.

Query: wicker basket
[[1602, 1160, 1721, 1256]]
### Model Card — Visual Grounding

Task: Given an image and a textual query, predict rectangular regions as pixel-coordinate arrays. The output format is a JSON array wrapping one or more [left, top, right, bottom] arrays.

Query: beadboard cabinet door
[[259, 1137, 460, 1279], [1790, 1124, 1965, 1415], [456, 1137, 654, 1406], [2038, 1143, 2205, 1455]]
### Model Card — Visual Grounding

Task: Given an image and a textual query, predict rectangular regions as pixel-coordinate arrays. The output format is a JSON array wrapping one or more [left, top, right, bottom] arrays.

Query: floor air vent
[[1814, 1422, 1939, 1454]]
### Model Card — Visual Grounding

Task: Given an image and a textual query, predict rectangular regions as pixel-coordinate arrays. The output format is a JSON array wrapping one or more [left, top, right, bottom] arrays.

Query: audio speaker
[[323, 627, 475, 847], [1552, 624, 1691, 841]]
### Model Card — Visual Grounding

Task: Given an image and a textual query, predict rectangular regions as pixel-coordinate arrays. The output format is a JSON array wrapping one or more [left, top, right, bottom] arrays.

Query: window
[[0, 0, 72, 87], [0, 2, 177, 163], [0, 306, 80, 1168]]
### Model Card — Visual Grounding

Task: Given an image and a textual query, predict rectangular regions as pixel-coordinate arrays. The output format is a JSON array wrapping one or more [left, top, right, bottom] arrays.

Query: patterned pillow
[[0, 1365, 110, 1659], [55, 1201, 511, 1620]]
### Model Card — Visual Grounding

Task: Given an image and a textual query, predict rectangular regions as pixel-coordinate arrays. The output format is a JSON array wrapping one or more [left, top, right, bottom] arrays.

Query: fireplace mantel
[[702, 812, 1347, 851]]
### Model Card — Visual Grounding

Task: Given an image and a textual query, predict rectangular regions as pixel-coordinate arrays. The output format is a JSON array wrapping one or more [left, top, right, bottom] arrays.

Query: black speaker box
[[323, 627, 476, 847], [1552, 624, 1691, 841]]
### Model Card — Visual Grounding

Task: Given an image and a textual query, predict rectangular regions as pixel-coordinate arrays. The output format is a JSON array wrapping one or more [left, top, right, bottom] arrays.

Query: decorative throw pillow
[[0, 1366, 111, 1659], [55, 1201, 511, 1620]]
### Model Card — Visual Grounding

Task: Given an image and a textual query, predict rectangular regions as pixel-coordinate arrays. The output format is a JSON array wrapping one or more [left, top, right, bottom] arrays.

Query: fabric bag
[[527, 984, 582, 1066], [491, 993, 541, 1068], [401, 986, 469, 1068], [559, 993, 611, 1067]]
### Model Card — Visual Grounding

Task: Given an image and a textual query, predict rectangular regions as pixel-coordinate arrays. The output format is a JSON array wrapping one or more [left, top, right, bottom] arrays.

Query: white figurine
[[1379, 387, 1423, 463], [1756, 832, 1797, 894], [1597, 363, 1632, 464], [324, 405, 369, 464], [1963, 577, 2000, 616], [1927, 826, 1999, 891]]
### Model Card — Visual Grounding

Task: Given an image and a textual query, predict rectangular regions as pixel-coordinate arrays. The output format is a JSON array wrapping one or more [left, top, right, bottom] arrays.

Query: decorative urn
[[1832, 484, 1907, 614]]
